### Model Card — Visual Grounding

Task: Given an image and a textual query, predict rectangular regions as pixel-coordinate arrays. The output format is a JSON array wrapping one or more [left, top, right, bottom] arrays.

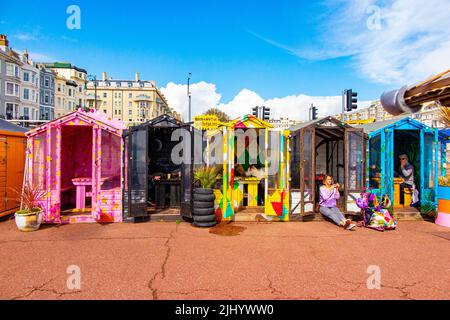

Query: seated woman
[[319, 175, 356, 231]]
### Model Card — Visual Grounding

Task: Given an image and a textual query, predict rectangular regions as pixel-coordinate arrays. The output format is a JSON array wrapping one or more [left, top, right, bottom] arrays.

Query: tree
[[203, 108, 230, 122]]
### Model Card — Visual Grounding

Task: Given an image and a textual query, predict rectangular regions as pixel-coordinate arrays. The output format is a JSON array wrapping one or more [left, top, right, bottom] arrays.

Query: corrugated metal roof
[[355, 116, 410, 133], [0, 119, 28, 133]]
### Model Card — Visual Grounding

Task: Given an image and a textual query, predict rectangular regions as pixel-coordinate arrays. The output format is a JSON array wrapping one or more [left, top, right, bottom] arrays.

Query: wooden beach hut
[[359, 116, 438, 218], [289, 117, 367, 219], [25, 109, 125, 224], [0, 119, 27, 217]]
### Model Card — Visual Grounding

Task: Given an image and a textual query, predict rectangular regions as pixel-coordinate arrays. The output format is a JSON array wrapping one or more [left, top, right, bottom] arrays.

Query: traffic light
[[312, 106, 318, 120], [345, 89, 358, 112], [252, 106, 259, 118], [263, 107, 270, 121]]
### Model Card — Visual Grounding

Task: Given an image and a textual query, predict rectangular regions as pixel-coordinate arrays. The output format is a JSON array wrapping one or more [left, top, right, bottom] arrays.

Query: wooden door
[[127, 126, 148, 218], [0, 137, 7, 213], [345, 128, 366, 214], [300, 127, 315, 215]]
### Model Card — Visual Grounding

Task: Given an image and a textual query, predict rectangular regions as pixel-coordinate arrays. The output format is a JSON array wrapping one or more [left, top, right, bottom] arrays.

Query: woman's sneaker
[[346, 221, 357, 231]]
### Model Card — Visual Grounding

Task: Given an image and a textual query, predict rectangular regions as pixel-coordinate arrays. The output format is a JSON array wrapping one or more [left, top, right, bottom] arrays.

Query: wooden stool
[[404, 188, 413, 206]]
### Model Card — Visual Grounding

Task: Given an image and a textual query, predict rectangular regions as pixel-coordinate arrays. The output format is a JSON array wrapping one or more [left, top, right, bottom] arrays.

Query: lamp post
[[86, 75, 98, 111], [187, 72, 192, 122]]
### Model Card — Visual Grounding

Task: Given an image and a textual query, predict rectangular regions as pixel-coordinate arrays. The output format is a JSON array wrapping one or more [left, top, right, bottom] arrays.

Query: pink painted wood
[[72, 176, 113, 209], [25, 108, 126, 224]]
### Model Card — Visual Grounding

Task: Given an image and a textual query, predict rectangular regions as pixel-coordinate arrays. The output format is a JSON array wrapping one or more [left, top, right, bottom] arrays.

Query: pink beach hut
[[25, 108, 125, 224]]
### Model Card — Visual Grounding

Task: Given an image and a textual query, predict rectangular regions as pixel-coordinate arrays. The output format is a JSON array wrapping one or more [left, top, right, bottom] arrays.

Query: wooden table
[[72, 177, 112, 210], [235, 177, 261, 208], [154, 179, 181, 209]]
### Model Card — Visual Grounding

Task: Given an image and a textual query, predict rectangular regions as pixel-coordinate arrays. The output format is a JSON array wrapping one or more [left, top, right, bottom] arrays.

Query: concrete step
[[393, 212, 434, 221], [148, 213, 181, 222]]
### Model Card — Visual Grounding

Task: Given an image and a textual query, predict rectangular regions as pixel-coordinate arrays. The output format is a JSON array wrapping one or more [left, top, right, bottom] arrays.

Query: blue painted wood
[[366, 116, 439, 211], [435, 130, 439, 205], [438, 186, 450, 200], [380, 129, 385, 197], [386, 128, 394, 204], [368, 117, 431, 137], [420, 129, 425, 202]]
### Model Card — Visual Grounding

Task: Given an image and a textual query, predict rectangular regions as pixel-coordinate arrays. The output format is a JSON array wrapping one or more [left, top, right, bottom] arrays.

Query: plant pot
[[193, 188, 217, 228], [436, 186, 450, 227], [15, 210, 43, 232]]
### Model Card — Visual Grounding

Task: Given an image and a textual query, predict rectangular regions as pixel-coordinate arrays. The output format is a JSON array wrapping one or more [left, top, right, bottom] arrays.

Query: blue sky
[[2, 0, 449, 120]]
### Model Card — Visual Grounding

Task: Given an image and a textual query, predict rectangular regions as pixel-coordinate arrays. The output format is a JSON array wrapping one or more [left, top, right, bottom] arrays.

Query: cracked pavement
[[0, 218, 449, 300]]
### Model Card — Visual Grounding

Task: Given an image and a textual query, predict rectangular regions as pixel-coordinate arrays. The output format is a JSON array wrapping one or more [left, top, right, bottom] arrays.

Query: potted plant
[[13, 186, 45, 232], [192, 166, 220, 228]]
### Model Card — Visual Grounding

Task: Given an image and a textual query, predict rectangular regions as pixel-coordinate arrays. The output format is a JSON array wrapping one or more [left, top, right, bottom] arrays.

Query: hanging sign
[[194, 115, 220, 130]]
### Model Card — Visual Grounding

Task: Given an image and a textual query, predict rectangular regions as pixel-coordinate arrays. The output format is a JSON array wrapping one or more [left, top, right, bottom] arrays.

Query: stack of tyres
[[193, 188, 217, 228]]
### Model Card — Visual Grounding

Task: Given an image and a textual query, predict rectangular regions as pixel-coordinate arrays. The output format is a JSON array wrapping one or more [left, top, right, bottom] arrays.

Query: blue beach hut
[[358, 117, 438, 216]]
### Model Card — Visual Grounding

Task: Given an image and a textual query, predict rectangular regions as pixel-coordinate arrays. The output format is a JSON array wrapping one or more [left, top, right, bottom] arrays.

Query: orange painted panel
[[438, 199, 450, 213], [1, 135, 26, 215], [0, 137, 7, 213]]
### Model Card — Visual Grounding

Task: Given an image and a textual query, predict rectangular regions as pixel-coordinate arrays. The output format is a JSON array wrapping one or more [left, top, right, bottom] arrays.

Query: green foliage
[[421, 200, 437, 217], [439, 177, 450, 187], [11, 186, 45, 214], [194, 166, 221, 189], [203, 108, 230, 122]]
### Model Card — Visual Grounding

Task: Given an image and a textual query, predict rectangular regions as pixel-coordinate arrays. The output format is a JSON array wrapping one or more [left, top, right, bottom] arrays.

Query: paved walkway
[[0, 218, 449, 300]]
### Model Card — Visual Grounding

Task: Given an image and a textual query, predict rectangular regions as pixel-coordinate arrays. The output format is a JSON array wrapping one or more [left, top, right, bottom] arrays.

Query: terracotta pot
[[15, 210, 43, 232]]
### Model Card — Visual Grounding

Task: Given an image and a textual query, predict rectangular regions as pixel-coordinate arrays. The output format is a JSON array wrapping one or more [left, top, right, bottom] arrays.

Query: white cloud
[[251, 0, 450, 86], [61, 35, 78, 43], [161, 81, 372, 121], [16, 48, 54, 62], [15, 33, 39, 41], [161, 81, 222, 120], [29, 52, 54, 62]]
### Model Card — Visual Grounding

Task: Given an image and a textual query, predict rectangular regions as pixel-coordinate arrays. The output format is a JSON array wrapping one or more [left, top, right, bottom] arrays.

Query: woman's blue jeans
[[320, 206, 346, 225]]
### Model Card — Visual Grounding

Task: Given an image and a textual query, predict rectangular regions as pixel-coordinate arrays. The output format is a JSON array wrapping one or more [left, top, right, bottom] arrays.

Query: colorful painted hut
[[289, 117, 367, 218], [0, 119, 27, 217], [123, 114, 193, 222], [205, 114, 290, 222], [359, 116, 438, 217], [25, 109, 125, 224], [436, 128, 450, 227]]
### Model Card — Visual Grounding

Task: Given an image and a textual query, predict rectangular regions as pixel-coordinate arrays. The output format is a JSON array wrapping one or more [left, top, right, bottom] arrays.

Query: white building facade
[[20, 50, 40, 121], [0, 35, 22, 120]]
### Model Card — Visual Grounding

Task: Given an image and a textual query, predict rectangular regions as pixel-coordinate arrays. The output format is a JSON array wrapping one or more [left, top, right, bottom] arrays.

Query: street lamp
[[86, 75, 98, 111], [187, 72, 192, 122]]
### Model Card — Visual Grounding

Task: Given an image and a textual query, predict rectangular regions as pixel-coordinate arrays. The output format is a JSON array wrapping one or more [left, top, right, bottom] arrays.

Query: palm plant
[[440, 104, 450, 127], [194, 166, 221, 189]]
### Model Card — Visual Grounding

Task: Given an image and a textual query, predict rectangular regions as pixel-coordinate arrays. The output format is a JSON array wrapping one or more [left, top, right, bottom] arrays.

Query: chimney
[[135, 71, 139, 82], [0, 34, 9, 52], [102, 71, 107, 81], [23, 48, 29, 62]]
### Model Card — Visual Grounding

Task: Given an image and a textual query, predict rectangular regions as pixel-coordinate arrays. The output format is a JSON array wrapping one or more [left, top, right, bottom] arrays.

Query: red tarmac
[[0, 218, 449, 300]]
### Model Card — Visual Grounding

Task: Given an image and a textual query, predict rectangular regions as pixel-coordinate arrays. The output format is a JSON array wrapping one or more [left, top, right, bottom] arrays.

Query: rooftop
[[43, 62, 87, 74]]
